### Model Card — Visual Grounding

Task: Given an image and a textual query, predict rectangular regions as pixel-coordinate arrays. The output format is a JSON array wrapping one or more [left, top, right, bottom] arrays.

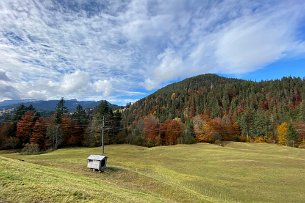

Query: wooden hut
[[87, 155, 107, 171]]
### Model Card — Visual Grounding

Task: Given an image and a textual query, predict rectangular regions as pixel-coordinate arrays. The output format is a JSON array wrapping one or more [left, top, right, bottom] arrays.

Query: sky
[[0, 0, 305, 105]]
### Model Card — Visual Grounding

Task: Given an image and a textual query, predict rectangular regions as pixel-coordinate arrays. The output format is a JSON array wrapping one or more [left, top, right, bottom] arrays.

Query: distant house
[[87, 155, 107, 171]]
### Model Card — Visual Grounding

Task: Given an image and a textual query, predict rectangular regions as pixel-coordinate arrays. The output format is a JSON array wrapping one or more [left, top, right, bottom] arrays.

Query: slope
[[1, 143, 305, 202]]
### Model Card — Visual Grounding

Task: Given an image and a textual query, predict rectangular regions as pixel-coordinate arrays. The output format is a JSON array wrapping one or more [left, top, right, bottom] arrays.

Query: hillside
[[122, 74, 305, 145], [1, 143, 305, 202], [125, 74, 305, 122]]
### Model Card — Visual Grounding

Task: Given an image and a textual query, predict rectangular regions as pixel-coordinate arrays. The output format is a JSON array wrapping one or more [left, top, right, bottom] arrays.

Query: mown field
[[0, 142, 305, 203]]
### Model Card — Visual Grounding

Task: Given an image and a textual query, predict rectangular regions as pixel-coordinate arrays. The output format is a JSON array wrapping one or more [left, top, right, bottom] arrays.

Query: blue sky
[[0, 0, 305, 105]]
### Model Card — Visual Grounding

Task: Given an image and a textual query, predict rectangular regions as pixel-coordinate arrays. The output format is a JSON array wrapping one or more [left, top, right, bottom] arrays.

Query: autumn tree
[[143, 115, 160, 146], [202, 118, 222, 142], [277, 122, 288, 145], [222, 116, 240, 141], [61, 116, 79, 146], [16, 112, 35, 144], [161, 119, 182, 145], [193, 115, 206, 142], [30, 117, 47, 149]]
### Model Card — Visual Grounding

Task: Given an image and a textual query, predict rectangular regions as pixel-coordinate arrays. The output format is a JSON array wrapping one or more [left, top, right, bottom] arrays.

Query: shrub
[[254, 136, 265, 143], [0, 137, 19, 150], [211, 133, 222, 143], [22, 143, 40, 154], [298, 141, 305, 149], [214, 139, 224, 147], [237, 135, 247, 142], [146, 140, 156, 148]]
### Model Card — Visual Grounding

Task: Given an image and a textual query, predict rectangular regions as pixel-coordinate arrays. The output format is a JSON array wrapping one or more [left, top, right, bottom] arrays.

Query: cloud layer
[[0, 0, 304, 104]]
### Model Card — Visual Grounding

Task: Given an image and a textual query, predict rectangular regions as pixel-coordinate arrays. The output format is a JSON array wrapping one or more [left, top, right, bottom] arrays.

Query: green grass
[[1, 142, 305, 202]]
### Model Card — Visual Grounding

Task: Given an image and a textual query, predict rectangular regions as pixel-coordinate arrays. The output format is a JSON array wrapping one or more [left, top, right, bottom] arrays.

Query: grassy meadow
[[0, 142, 305, 202]]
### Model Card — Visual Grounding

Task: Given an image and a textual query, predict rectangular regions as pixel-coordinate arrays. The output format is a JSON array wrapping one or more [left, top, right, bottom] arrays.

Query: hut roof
[[87, 155, 106, 161]]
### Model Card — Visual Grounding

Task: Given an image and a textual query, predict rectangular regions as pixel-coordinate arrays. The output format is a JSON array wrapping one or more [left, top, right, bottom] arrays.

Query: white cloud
[[214, 4, 305, 73], [93, 79, 112, 97], [61, 70, 90, 93], [0, 0, 304, 103]]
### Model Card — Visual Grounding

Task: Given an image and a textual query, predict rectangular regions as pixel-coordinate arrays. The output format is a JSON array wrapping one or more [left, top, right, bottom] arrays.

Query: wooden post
[[102, 116, 105, 155]]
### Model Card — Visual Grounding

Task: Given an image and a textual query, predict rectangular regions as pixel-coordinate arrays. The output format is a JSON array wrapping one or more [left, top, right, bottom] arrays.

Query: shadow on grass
[[105, 166, 124, 173], [86, 166, 126, 174]]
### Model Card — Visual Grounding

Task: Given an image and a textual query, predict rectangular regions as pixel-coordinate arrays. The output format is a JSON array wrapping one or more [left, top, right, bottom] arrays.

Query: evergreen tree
[[86, 101, 114, 146], [239, 110, 254, 140], [299, 101, 305, 121], [253, 111, 271, 136], [72, 104, 87, 125], [180, 118, 195, 144], [55, 97, 68, 124], [286, 124, 298, 147]]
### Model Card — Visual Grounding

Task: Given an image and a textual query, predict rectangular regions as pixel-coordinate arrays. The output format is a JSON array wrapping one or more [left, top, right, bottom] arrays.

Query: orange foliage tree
[[193, 114, 240, 143], [193, 115, 207, 142], [61, 116, 80, 146], [30, 117, 47, 149], [16, 112, 35, 144], [161, 119, 182, 145], [143, 115, 160, 146], [277, 122, 288, 145]]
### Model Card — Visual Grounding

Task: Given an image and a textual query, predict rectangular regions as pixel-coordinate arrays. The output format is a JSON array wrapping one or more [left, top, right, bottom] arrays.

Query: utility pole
[[101, 115, 105, 155]]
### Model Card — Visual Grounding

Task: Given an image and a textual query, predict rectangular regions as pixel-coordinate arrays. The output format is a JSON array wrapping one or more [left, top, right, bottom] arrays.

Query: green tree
[[239, 110, 254, 140], [253, 111, 271, 136], [84, 101, 114, 146], [72, 104, 87, 125], [180, 118, 195, 144], [286, 124, 298, 147], [299, 101, 305, 121], [55, 97, 68, 124]]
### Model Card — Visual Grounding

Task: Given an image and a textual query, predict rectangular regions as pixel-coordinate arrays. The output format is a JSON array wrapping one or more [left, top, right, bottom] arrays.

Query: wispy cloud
[[0, 0, 304, 103]]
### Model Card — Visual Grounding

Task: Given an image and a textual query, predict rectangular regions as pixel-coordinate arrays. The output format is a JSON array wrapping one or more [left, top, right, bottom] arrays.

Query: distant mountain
[[0, 99, 38, 107], [0, 99, 118, 112]]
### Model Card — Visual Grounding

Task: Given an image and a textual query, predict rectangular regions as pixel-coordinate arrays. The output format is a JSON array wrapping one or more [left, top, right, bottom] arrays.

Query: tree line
[[0, 98, 123, 153], [1, 74, 305, 152]]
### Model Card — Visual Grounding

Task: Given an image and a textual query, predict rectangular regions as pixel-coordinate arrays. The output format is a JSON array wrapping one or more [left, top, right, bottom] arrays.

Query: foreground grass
[[1, 142, 305, 202]]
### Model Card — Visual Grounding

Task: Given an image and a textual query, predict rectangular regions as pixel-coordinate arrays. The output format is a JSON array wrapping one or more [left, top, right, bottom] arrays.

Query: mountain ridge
[[0, 99, 118, 112]]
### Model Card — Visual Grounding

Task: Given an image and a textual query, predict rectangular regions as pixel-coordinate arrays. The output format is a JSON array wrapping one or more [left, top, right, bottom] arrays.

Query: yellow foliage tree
[[277, 122, 288, 145]]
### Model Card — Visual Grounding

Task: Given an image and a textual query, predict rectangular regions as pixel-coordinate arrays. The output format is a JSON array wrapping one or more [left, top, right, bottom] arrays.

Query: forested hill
[[123, 74, 305, 142]]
